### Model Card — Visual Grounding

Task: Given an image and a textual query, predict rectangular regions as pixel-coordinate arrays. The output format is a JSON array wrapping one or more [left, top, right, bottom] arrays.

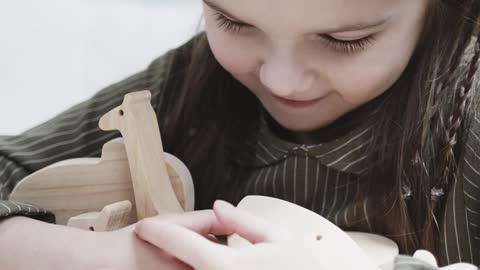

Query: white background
[[0, 0, 203, 135]]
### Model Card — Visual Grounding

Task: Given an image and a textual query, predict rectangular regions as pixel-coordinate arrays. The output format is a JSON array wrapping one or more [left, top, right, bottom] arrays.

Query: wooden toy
[[228, 196, 475, 270], [10, 91, 194, 230], [98, 90, 188, 219], [229, 196, 395, 270]]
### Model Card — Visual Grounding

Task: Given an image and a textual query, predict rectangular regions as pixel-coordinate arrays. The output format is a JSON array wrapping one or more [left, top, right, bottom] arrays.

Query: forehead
[[207, 0, 407, 32]]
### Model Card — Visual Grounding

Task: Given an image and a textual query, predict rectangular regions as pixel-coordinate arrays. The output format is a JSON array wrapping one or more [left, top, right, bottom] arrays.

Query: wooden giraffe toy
[[10, 90, 194, 230], [98, 90, 190, 220]]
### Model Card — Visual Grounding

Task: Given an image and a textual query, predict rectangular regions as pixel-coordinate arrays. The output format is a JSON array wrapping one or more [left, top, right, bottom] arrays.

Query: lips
[[272, 94, 323, 108]]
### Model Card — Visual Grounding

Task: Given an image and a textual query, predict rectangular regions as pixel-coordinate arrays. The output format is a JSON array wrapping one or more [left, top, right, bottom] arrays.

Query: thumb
[[213, 200, 289, 244]]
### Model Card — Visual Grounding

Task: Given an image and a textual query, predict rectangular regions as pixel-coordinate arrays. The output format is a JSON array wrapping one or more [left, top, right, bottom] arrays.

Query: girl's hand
[[0, 215, 192, 270], [97, 209, 237, 270], [135, 200, 378, 270], [0, 210, 233, 270]]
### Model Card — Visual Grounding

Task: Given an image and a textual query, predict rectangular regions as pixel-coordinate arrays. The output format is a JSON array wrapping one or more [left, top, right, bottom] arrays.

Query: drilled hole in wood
[[315, 234, 322, 241], [89, 227, 95, 231], [119, 110, 124, 116]]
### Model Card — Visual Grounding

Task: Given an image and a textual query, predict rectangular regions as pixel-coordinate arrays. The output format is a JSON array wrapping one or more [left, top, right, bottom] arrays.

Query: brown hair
[[157, 0, 480, 265], [362, 0, 480, 263]]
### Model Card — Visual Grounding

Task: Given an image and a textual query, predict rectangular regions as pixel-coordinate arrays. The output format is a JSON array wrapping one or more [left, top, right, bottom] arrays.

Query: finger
[[213, 200, 289, 243], [137, 210, 236, 236], [135, 221, 233, 269]]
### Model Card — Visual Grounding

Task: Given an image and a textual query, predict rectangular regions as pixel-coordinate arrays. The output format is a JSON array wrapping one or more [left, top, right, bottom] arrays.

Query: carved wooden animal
[[10, 137, 193, 230], [98, 90, 189, 219], [229, 196, 475, 270], [10, 90, 194, 230]]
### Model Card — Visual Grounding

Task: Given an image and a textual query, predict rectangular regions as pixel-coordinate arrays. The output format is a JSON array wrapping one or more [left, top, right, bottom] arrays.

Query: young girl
[[0, 0, 479, 269]]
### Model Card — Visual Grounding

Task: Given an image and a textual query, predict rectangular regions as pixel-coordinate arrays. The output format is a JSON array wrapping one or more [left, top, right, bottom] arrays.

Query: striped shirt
[[0, 34, 479, 269]]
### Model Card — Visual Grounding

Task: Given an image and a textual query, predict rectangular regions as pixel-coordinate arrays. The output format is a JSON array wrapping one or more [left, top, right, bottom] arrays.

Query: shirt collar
[[234, 112, 373, 175]]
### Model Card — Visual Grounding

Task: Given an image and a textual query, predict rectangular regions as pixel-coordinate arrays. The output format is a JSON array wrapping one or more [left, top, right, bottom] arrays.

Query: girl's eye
[[213, 11, 374, 54], [320, 35, 375, 54], [213, 12, 249, 34]]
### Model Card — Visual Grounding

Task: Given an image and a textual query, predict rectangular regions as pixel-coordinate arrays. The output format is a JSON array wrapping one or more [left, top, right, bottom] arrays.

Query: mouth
[[272, 94, 324, 108]]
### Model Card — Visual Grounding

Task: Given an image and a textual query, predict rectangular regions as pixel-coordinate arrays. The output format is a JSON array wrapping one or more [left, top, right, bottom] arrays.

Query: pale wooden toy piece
[[228, 196, 394, 270], [229, 196, 475, 270], [10, 137, 194, 229], [98, 90, 186, 220], [413, 250, 439, 267], [67, 200, 132, 232], [412, 250, 478, 270], [347, 232, 399, 270], [10, 138, 135, 226]]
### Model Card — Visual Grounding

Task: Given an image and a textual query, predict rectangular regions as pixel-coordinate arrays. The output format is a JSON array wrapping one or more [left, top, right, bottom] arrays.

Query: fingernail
[[134, 221, 143, 235], [214, 200, 234, 210]]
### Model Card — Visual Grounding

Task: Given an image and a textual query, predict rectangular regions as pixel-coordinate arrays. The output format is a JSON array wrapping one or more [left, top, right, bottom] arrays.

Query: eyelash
[[321, 35, 375, 54], [213, 12, 247, 34], [213, 12, 374, 54]]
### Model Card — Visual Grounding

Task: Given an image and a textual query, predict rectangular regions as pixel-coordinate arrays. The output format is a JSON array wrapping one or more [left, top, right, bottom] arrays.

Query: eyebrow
[[202, 0, 388, 33]]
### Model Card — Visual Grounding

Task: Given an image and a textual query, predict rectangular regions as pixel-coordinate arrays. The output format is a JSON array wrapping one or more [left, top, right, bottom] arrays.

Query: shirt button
[[292, 145, 309, 155]]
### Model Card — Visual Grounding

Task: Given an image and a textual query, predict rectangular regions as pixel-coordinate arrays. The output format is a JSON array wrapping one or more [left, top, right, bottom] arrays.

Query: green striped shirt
[[0, 34, 479, 269]]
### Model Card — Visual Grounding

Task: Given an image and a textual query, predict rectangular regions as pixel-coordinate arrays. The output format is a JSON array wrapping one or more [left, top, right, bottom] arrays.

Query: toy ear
[[413, 250, 438, 267], [123, 90, 151, 104]]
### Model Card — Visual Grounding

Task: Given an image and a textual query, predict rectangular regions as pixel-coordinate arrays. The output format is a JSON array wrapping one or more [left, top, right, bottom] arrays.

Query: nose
[[259, 53, 315, 97]]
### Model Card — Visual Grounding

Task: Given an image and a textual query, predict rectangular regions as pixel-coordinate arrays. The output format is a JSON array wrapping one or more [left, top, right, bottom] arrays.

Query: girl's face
[[202, 0, 429, 131]]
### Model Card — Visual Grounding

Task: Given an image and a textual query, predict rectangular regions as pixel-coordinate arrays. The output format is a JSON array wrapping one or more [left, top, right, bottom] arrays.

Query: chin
[[272, 115, 338, 132]]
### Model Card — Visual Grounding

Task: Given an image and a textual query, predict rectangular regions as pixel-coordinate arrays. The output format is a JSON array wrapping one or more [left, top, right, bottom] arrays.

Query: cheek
[[329, 48, 411, 105]]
